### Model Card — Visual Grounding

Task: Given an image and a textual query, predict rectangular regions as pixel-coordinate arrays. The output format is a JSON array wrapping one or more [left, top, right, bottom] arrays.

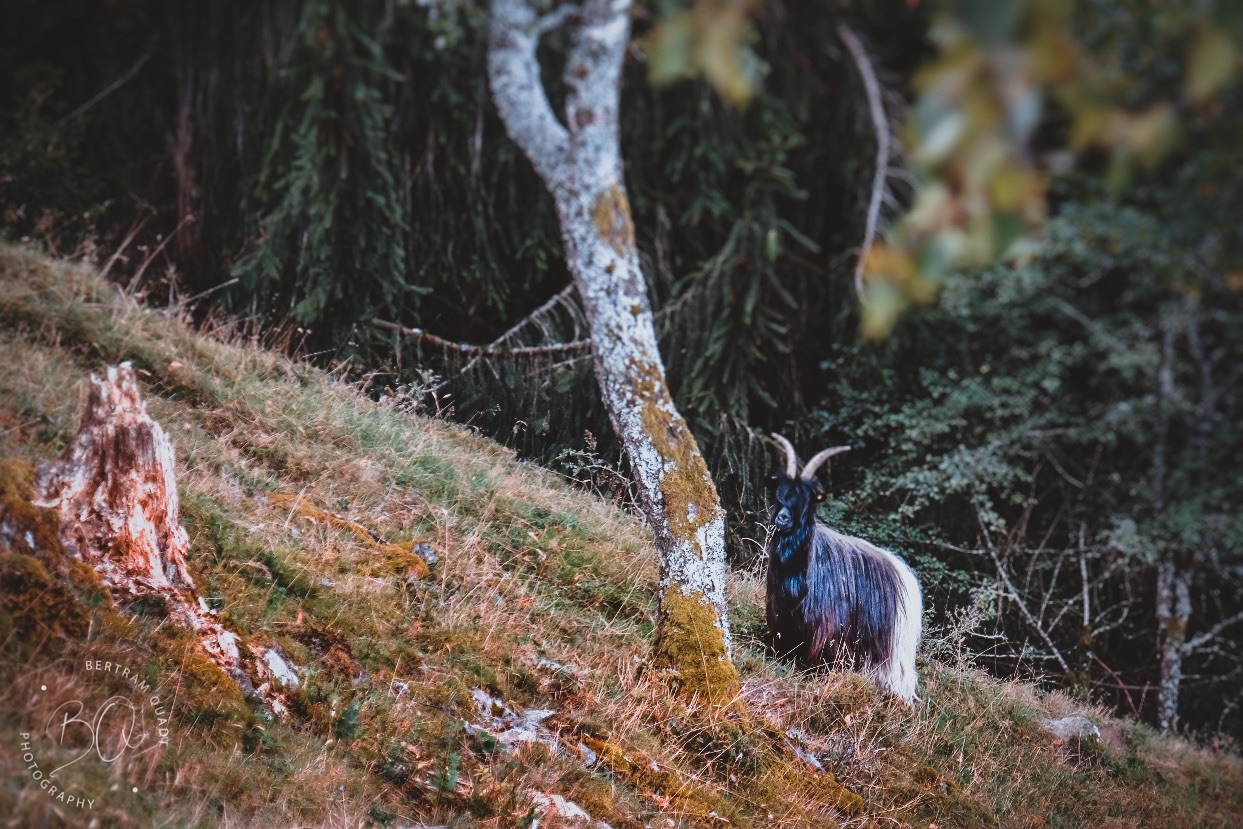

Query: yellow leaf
[[694, 7, 757, 107], [1126, 104, 1178, 167], [1186, 27, 1239, 104], [1071, 106, 1106, 151], [990, 162, 1039, 213], [860, 280, 905, 342], [862, 243, 917, 285]]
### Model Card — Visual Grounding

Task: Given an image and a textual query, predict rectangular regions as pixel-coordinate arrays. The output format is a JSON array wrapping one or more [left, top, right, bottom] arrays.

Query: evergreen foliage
[[808, 174, 1243, 736], [230, 0, 410, 340]]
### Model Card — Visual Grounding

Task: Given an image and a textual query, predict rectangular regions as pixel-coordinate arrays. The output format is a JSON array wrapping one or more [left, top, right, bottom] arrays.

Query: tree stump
[[35, 363, 248, 686]]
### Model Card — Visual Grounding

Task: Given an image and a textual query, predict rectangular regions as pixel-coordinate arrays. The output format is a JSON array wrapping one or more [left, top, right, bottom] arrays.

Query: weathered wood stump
[[35, 363, 248, 686]]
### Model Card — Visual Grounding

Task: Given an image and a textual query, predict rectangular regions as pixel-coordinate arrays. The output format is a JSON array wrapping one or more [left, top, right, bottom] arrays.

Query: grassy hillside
[[1, 245, 1240, 828]]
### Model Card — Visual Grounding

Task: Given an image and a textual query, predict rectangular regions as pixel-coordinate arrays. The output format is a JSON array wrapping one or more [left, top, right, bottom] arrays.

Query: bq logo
[[17, 659, 172, 812]]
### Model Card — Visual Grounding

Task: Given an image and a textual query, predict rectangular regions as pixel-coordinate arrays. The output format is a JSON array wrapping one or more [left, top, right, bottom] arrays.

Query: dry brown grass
[[1, 244, 1241, 828]]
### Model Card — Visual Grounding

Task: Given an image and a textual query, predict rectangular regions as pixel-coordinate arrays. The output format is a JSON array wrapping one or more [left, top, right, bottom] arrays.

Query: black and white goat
[[766, 434, 922, 703]]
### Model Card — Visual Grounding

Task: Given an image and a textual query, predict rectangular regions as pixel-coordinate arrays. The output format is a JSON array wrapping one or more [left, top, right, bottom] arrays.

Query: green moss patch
[[653, 587, 740, 705], [630, 361, 722, 547]]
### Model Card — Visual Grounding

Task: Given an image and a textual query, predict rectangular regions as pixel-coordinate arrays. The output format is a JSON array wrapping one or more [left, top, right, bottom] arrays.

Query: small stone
[[411, 542, 439, 566], [1042, 715, 1101, 742], [579, 741, 598, 767], [262, 647, 301, 690]]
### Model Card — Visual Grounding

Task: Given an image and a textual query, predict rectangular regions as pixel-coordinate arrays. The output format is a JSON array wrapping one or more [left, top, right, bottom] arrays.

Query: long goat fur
[[766, 434, 922, 703]]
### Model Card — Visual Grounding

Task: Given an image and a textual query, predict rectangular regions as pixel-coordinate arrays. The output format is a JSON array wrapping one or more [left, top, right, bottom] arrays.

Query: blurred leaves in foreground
[[863, 0, 1242, 338], [643, 0, 765, 107]]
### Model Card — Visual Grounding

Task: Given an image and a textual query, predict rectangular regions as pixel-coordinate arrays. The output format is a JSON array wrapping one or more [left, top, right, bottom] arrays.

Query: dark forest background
[[2, 0, 1240, 742]]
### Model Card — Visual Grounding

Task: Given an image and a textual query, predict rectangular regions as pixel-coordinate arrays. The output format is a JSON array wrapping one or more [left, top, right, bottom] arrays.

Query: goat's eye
[[815, 492, 825, 502]]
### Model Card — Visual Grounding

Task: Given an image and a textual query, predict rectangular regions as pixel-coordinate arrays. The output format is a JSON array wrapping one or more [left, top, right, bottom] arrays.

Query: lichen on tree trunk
[[487, 0, 738, 702]]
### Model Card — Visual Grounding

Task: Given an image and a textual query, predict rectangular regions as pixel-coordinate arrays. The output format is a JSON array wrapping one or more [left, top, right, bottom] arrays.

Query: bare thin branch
[[128, 212, 195, 293], [1089, 651, 1140, 717], [1080, 529, 1091, 629], [441, 283, 582, 390], [976, 505, 1071, 674], [837, 23, 890, 300], [1183, 609, 1243, 654], [53, 51, 151, 130], [100, 213, 153, 280], [372, 318, 591, 358]]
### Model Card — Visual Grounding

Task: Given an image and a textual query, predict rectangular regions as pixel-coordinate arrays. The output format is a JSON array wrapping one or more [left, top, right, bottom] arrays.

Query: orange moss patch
[[295, 626, 367, 680], [0, 459, 88, 638], [623, 364, 735, 705], [888, 764, 997, 828], [755, 755, 865, 819], [653, 587, 740, 705], [270, 491, 431, 579], [591, 184, 636, 253], [0, 458, 63, 568], [629, 362, 722, 547], [66, 557, 113, 608], [579, 734, 744, 826], [152, 624, 248, 720]]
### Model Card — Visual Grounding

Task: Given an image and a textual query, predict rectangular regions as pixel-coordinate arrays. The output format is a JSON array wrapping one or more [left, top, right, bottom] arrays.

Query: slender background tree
[[487, 0, 737, 700]]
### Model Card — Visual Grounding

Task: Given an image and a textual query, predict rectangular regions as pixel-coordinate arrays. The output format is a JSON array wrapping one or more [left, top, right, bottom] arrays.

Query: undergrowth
[[1, 245, 1240, 827]]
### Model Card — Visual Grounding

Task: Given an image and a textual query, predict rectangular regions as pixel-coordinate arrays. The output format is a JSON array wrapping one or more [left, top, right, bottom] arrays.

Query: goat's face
[[770, 473, 823, 535]]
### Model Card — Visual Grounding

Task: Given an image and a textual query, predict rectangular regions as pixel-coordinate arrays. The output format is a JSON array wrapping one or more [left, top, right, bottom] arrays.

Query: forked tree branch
[[563, 0, 627, 139], [455, 282, 582, 377], [487, 0, 572, 185], [977, 506, 1072, 674]]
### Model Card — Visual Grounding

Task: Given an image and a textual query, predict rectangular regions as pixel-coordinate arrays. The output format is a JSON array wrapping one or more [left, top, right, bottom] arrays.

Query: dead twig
[[836, 23, 891, 300]]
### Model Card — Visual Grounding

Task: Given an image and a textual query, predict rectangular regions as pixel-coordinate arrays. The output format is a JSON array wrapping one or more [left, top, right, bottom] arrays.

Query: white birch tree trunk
[[487, 0, 738, 701], [1155, 557, 1190, 732], [1152, 318, 1186, 733]]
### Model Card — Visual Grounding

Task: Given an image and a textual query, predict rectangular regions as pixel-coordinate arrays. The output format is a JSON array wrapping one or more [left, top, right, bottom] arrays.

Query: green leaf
[[646, 14, 693, 86]]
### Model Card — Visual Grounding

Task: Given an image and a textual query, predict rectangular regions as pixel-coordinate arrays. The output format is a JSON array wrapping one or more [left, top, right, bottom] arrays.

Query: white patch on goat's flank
[[832, 530, 922, 703], [781, 519, 923, 703]]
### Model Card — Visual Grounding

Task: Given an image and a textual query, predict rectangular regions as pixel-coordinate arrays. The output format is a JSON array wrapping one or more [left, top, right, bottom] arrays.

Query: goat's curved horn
[[800, 445, 851, 480], [771, 433, 799, 478]]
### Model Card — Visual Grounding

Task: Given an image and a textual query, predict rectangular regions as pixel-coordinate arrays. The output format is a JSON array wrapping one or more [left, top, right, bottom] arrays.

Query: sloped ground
[[1, 245, 1240, 828]]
